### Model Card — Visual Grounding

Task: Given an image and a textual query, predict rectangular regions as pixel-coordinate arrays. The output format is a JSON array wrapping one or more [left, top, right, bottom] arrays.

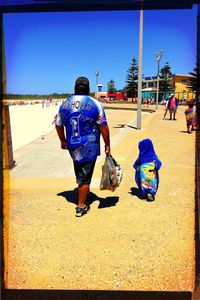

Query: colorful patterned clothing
[[133, 138, 162, 197], [56, 95, 107, 163], [136, 161, 158, 196], [185, 107, 196, 126]]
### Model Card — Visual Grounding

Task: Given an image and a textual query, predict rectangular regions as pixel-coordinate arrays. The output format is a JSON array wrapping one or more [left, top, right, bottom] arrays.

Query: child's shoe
[[147, 193, 155, 201]]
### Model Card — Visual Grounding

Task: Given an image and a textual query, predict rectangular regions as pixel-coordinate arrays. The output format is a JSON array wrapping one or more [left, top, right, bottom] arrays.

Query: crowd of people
[[162, 93, 197, 133], [142, 97, 155, 106]]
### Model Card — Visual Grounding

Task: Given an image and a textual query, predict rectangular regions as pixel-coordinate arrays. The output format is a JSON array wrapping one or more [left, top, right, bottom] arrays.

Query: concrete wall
[[9, 103, 60, 151]]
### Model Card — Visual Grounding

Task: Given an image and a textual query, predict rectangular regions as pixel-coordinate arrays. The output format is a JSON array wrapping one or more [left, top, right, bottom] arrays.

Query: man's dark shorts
[[73, 159, 97, 185]]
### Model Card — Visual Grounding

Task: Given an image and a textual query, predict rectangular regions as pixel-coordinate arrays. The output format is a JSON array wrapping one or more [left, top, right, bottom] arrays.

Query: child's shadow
[[57, 188, 119, 209], [129, 187, 145, 200]]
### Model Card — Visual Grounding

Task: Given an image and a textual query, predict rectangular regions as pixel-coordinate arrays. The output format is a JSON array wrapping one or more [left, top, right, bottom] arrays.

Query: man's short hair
[[74, 77, 90, 95]]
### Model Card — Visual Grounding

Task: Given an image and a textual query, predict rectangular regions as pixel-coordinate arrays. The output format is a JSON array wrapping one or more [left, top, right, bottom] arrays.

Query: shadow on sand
[[57, 189, 119, 209], [129, 187, 145, 200]]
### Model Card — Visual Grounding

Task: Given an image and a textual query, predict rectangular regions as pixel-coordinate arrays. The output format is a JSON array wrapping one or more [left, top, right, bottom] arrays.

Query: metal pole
[[155, 50, 164, 110], [95, 70, 99, 100], [137, 9, 143, 130], [96, 74, 98, 100], [156, 60, 160, 110]]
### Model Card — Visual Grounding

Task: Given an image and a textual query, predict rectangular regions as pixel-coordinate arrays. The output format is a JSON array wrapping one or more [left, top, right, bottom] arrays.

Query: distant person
[[133, 138, 162, 201], [184, 102, 196, 134], [167, 94, 179, 120], [55, 77, 111, 217], [147, 97, 150, 107], [151, 97, 155, 105], [163, 98, 169, 119], [143, 97, 147, 106]]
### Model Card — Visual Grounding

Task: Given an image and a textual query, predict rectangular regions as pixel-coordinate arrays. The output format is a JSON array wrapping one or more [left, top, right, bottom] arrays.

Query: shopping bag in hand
[[100, 154, 123, 191]]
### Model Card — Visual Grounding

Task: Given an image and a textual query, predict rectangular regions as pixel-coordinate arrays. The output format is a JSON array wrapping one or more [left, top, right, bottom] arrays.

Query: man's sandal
[[75, 205, 90, 217]]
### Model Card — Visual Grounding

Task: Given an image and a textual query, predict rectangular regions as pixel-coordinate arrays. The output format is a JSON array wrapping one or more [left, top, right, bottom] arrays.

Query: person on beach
[[133, 138, 162, 201], [184, 102, 196, 134], [55, 77, 111, 217], [168, 94, 179, 120], [163, 98, 169, 119]]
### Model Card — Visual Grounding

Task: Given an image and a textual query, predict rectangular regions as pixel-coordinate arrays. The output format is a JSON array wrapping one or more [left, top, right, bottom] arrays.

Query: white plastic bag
[[100, 154, 122, 192]]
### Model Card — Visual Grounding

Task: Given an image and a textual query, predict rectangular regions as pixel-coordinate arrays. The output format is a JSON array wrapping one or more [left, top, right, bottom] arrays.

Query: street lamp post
[[95, 70, 99, 100], [155, 50, 164, 110], [137, 9, 143, 130]]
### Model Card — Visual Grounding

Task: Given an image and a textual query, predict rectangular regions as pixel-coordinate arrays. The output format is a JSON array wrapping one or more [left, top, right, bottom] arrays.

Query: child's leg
[[191, 121, 195, 130], [163, 109, 168, 119], [187, 124, 191, 133], [145, 188, 156, 201], [146, 193, 155, 201]]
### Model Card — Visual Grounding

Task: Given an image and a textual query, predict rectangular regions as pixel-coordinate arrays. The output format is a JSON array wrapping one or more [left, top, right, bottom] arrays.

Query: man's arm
[[56, 125, 67, 149], [99, 124, 111, 155]]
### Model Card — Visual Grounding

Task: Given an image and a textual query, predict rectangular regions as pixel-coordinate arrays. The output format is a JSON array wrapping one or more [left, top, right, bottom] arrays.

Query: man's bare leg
[[78, 184, 89, 208]]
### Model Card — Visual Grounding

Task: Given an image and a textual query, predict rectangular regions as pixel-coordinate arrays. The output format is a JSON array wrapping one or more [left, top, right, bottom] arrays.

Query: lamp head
[[156, 52, 161, 61], [155, 50, 164, 61]]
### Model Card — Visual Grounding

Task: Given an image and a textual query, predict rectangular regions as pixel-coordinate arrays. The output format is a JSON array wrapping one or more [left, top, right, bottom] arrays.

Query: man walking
[[168, 93, 179, 120], [55, 77, 111, 217]]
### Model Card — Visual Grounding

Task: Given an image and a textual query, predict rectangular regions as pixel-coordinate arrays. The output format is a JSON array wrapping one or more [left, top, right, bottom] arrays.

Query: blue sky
[[3, 5, 198, 94]]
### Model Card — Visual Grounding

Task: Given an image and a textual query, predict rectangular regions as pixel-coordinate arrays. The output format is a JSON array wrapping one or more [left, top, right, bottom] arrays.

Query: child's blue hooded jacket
[[133, 138, 162, 169], [133, 139, 162, 196]]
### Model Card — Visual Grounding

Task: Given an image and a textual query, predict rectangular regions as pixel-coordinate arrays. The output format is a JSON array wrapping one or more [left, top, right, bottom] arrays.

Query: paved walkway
[[3, 103, 198, 298]]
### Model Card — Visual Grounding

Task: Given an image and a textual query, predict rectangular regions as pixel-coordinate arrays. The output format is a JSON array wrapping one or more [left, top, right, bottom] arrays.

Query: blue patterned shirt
[[56, 95, 107, 163]]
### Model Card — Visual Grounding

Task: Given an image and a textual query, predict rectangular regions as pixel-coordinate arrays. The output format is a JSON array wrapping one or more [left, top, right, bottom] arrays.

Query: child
[[184, 103, 196, 134], [163, 99, 169, 119], [133, 138, 162, 201]]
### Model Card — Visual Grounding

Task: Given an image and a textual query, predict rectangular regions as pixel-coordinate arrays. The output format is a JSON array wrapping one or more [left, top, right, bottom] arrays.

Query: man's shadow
[[57, 188, 119, 209]]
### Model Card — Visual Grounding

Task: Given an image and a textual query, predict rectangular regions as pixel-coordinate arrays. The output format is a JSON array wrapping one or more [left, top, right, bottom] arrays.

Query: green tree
[[159, 62, 174, 96], [187, 66, 200, 96], [107, 79, 117, 93], [124, 57, 138, 99]]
